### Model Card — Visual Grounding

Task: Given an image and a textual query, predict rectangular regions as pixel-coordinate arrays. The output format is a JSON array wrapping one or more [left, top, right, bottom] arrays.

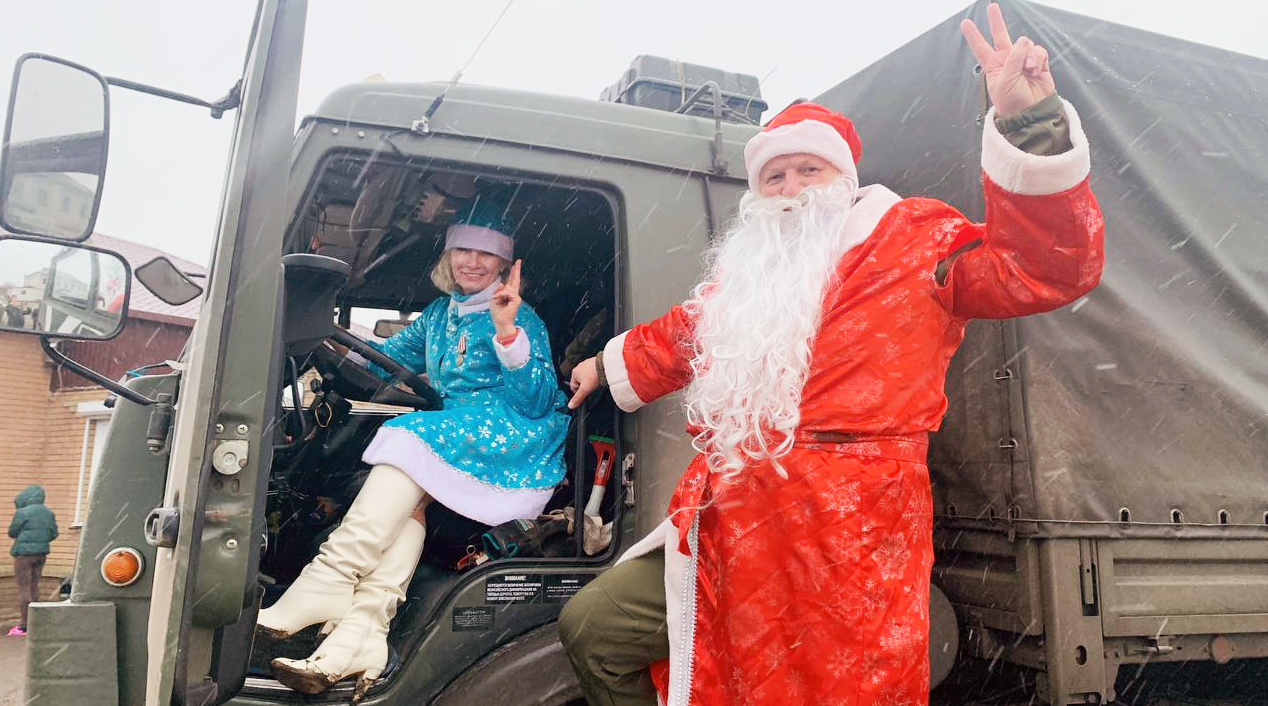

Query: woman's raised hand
[[491, 259, 523, 338], [960, 3, 1056, 120]]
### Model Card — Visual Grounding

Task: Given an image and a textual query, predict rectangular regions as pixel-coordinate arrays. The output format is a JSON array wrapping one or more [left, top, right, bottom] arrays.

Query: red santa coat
[[602, 101, 1104, 706]]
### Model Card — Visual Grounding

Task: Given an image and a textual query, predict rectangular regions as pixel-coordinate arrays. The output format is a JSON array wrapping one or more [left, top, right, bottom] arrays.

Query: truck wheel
[[929, 581, 960, 689], [429, 623, 584, 706]]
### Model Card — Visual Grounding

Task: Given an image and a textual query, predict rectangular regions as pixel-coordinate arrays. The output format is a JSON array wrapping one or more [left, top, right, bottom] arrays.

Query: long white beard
[[682, 178, 857, 480]]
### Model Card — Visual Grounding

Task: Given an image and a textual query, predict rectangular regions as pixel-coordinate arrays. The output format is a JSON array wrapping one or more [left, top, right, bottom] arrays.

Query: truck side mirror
[[0, 235, 130, 340], [0, 54, 110, 242], [135, 256, 203, 306]]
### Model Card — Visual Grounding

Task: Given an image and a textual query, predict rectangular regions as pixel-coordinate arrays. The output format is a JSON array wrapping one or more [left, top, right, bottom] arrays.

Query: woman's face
[[450, 248, 506, 295]]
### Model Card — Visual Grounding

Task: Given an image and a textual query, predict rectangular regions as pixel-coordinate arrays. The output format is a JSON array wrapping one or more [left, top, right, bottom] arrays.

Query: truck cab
[[226, 77, 761, 705]]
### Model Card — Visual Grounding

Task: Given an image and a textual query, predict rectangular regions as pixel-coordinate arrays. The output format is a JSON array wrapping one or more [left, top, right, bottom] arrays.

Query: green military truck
[[0, 1, 1264, 705]]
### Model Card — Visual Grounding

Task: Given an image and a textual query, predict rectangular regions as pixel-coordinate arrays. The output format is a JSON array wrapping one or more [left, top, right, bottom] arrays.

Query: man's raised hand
[[960, 3, 1056, 120], [568, 357, 599, 410]]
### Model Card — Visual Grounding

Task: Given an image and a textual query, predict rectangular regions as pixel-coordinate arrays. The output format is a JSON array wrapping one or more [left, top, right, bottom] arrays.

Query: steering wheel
[[309, 327, 443, 410]]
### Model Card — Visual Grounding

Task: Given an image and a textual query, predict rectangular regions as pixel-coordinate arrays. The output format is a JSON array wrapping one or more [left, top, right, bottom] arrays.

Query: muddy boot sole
[[254, 624, 296, 641], [270, 659, 339, 695]]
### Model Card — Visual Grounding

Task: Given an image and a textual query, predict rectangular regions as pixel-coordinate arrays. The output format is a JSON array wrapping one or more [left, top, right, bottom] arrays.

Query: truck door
[[141, 2, 308, 704]]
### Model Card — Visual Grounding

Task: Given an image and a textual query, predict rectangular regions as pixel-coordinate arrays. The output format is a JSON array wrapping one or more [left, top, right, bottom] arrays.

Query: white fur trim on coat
[[842, 184, 902, 249], [362, 427, 553, 526], [981, 98, 1090, 196], [603, 331, 646, 412], [491, 327, 530, 370], [744, 119, 859, 194], [617, 520, 690, 706], [616, 518, 672, 564]]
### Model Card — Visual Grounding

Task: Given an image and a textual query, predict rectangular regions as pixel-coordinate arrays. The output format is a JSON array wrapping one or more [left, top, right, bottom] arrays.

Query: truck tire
[[430, 623, 583, 706], [435, 586, 959, 704], [929, 581, 959, 689]]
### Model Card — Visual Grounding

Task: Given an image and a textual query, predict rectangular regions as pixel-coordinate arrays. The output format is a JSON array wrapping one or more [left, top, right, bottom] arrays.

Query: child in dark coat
[[8, 485, 58, 636]]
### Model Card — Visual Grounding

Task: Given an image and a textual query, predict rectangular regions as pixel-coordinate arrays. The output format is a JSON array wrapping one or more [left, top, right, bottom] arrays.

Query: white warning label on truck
[[485, 574, 544, 604]]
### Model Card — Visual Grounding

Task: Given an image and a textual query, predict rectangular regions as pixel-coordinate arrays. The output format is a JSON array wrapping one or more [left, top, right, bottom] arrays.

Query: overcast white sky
[[1, 1, 1265, 266]]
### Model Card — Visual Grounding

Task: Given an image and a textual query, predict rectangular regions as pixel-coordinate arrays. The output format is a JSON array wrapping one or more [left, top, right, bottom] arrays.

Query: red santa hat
[[743, 102, 863, 194]]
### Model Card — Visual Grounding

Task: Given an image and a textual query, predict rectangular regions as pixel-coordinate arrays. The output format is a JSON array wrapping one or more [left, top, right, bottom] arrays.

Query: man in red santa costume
[[559, 5, 1104, 705]]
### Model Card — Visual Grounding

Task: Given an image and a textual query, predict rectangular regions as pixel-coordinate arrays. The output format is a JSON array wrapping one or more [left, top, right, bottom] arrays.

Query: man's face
[[757, 153, 842, 199]]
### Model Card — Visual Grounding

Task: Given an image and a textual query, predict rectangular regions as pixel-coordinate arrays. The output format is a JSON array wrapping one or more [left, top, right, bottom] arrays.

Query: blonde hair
[[430, 250, 458, 293], [429, 249, 512, 294]]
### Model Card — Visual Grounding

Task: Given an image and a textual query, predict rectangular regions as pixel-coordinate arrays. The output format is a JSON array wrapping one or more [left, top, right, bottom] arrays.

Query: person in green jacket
[[8, 485, 57, 636]]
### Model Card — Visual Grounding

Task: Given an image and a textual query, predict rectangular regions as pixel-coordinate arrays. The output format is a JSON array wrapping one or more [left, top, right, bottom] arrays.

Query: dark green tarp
[[818, 0, 1268, 538]]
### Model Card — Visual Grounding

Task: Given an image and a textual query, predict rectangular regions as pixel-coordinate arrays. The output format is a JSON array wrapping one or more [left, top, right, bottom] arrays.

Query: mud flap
[[27, 601, 119, 706]]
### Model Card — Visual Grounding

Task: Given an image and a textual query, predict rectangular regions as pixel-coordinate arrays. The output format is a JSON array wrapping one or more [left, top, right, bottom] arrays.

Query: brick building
[[0, 233, 203, 626]]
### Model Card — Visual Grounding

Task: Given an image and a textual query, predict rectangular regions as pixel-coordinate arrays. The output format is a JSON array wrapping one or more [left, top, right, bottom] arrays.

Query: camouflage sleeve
[[995, 93, 1072, 156]]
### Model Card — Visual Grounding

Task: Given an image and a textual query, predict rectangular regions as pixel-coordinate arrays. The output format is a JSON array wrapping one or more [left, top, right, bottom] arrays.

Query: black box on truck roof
[[600, 54, 768, 125], [817, 0, 1268, 539]]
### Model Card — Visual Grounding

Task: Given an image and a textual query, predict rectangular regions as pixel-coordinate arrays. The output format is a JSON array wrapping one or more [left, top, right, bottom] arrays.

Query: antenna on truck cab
[[413, 0, 517, 134]]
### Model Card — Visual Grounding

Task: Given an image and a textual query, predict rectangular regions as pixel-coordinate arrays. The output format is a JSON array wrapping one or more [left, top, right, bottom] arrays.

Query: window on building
[[72, 401, 113, 528]]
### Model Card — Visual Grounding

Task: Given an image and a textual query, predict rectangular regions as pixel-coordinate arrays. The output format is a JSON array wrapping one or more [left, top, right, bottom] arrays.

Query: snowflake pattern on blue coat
[[373, 294, 569, 492]]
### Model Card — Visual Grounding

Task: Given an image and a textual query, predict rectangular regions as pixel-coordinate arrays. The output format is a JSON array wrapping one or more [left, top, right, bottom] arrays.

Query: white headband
[[444, 224, 514, 261]]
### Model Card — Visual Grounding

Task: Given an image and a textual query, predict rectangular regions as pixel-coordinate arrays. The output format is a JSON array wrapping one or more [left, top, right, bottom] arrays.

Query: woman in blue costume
[[258, 199, 569, 698]]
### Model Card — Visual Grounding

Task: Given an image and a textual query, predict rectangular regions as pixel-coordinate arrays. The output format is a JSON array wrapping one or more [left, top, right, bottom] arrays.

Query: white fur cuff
[[981, 98, 1090, 196], [492, 327, 530, 370], [603, 331, 647, 412]]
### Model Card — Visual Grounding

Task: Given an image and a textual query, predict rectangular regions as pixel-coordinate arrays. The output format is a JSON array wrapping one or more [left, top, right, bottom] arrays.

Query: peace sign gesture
[[491, 259, 523, 338], [961, 3, 1056, 120]]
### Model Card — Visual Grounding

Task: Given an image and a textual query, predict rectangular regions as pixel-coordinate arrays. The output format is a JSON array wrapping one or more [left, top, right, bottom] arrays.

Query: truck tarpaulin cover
[[817, 0, 1268, 539]]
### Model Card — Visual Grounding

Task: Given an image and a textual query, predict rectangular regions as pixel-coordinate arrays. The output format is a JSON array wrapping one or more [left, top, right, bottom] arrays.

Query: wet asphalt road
[[0, 634, 25, 706]]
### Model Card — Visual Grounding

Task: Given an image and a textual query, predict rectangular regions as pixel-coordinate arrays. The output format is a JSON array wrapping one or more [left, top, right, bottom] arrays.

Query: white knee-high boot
[[271, 516, 426, 700], [257, 464, 422, 639]]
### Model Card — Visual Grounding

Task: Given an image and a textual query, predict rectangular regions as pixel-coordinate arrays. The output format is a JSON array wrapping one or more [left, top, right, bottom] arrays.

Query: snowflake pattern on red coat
[[627, 174, 1103, 706]]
